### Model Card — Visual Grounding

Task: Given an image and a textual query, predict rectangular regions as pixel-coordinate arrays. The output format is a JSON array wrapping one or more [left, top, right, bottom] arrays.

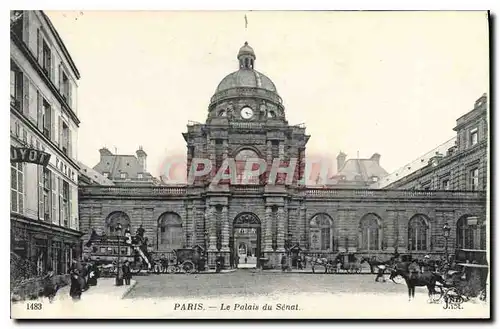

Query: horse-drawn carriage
[[431, 249, 489, 303], [83, 235, 152, 276], [305, 253, 365, 274], [165, 247, 204, 274]]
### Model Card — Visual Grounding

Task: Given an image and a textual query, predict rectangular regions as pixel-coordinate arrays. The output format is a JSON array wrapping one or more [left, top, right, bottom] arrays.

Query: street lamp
[[115, 223, 123, 286], [443, 222, 451, 262]]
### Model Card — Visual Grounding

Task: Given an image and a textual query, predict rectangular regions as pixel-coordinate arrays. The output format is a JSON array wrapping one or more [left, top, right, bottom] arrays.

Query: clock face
[[240, 107, 254, 119]]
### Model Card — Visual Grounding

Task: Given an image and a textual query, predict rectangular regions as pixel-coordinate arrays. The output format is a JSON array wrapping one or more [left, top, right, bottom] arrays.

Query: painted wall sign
[[11, 146, 51, 167]]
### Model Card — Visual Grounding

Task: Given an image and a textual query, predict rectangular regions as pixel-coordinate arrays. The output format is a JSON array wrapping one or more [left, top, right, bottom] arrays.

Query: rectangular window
[[62, 180, 69, 227], [42, 40, 51, 78], [137, 173, 143, 179], [11, 163, 24, 213], [43, 168, 51, 221], [442, 179, 450, 190], [470, 128, 478, 146], [61, 122, 69, 155], [120, 172, 127, 179], [470, 168, 479, 191], [10, 62, 23, 110], [62, 71, 70, 102], [42, 99, 51, 138]]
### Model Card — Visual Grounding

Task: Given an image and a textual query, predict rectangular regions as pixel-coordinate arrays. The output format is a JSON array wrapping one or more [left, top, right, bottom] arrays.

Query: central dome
[[214, 42, 279, 95], [215, 69, 278, 93]]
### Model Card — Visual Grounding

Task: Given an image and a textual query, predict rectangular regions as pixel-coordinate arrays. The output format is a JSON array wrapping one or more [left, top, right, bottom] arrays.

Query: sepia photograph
[[9, 9, 490, 319]]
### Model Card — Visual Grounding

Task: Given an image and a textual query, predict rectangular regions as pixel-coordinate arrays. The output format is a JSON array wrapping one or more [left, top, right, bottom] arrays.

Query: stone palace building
[[79, 42, 487, 268]]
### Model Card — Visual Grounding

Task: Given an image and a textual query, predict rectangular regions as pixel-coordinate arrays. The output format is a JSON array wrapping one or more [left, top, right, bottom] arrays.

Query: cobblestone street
[[126, 270, 412, 298]]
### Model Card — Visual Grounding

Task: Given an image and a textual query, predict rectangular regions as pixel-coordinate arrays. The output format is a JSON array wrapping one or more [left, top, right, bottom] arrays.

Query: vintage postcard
[[10, 10, 490, 319]]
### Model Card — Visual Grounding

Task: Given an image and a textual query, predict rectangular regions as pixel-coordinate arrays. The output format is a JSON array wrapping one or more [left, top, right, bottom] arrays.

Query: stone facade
[[376, 94, 488, 191], [79, 186, 486, 268], [11, 10, 83, 278], [78, 43, 488, 269]]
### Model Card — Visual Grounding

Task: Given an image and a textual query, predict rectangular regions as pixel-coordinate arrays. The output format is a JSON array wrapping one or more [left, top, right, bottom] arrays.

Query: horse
[[391, 267, 446, 301], [361, 257, 394, 274], [336, 255, 368, 274]]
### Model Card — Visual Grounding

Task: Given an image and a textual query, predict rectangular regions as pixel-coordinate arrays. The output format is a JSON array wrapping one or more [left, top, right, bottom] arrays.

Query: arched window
[[235, 149, 261, 185], [360, 214, 381, 250], [309, 213, 333, 251], [158, 212, 183, 250], [105, 211, 130, 235], [408, 215, 429, 251], [457, 216, 486, 250]]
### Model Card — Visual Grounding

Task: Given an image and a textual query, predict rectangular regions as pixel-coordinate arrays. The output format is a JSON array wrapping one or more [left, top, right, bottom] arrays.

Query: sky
[[45, 10, 489, 177]]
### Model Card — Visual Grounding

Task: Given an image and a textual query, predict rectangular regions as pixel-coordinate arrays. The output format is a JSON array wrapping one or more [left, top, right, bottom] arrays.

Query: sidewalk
[[53, 278, 137, 302]]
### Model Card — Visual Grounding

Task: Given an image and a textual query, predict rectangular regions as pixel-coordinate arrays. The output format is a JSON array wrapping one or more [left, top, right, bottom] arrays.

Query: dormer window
[[138, 173, 144, 179], [103, 172, 109, 178], [120, 172, 126, 179]]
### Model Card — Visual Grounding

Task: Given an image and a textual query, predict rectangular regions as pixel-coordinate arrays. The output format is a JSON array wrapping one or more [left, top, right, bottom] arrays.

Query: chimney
[[337, 151, 347, 172], [136, 146, 147, 172], [99, 147, 113, 158], [371, 153, 381, 164]]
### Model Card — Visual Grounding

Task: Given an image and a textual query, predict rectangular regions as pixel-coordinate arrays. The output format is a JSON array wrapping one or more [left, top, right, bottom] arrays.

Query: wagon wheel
[[356, 267, 361, 274], [429, 285, 444, 303], [392, 274, 405, 284], [443, 287, 465, 305], [167, 265, 176, 274], [130, 262, 143, 274], [182, 261, 195, 274]]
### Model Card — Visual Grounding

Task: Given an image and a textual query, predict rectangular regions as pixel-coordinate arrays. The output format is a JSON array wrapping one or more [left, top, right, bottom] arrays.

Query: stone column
[[278, 142, 284, 159], [397, 211, 408, 252], [264, 206, 273, 252], [221, 206, 229, 251], [223, 140, 228, 160], [266, 140, 272, 183], [277, 207, 286, 252], [209, 138, 216, 180], [208, 205, 217, 251], [300, 206, 307, 248]]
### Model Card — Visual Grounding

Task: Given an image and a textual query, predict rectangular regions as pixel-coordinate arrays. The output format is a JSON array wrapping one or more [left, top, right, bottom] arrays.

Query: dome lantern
[[238, 41, 256, 69]]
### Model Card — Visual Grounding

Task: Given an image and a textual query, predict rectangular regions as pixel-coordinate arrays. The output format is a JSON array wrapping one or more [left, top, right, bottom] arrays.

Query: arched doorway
[[231, 212, 261, 268]]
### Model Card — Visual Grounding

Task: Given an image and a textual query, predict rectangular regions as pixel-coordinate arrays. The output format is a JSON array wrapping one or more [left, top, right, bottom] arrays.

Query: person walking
[[122, 261, 132, 285], [69, 268, 83, 301], [375, 263, 387, 282], [281, 254, 287, 272]]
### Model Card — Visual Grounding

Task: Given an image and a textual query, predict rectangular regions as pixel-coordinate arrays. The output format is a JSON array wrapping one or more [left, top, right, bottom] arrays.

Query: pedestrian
[[375, 263, 387, 282], [160, 254, 168, 274], [281, 254, 287, 272], [124, 225, 132, 245], [87, 262, 99, 287], [122, 261, 132, 285], [69, 269, 83, 301]]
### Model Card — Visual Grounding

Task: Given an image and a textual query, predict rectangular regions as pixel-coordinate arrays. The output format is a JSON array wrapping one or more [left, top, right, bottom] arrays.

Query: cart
[[83, 236, 152, 275], [166, 247, 203, 274]]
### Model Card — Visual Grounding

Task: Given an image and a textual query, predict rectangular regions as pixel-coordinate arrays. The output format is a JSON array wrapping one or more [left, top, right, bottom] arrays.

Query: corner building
[[79, 43, 487, 268], [11, 10, 82, 277]]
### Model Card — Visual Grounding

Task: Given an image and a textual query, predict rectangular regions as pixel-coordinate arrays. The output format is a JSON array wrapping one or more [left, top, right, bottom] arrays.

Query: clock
[[240, 107, 254, 119]]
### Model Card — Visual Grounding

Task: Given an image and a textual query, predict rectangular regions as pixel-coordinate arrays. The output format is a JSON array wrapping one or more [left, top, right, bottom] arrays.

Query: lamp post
[[204, 230, 209, 271], [443, 222, 451, 262], [115, 223, 123, 286]]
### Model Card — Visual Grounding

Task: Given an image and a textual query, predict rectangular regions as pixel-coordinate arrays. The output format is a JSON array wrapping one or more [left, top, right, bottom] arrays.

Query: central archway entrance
[[231, 213, 261, 269]]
